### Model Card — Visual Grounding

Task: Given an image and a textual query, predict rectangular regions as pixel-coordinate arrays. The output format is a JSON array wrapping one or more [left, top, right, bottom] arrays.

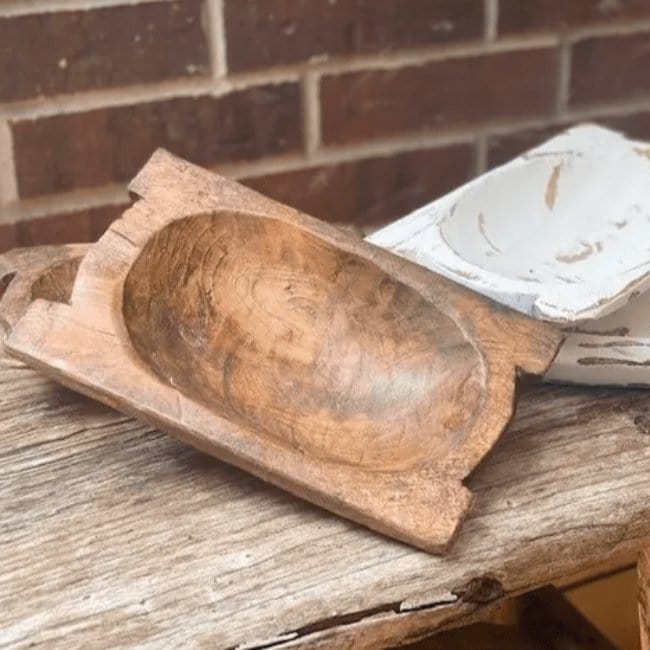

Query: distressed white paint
[[546, 289, 650, 386], [368, 124, 650, 386]]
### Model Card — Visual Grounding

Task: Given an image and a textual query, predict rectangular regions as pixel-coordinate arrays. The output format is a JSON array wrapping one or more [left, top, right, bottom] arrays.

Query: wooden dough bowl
[[5, 150, 563, 553], [368, 125, 650, 387]]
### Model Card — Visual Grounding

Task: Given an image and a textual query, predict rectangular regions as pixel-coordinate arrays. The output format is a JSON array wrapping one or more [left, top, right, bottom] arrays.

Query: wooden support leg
[[405, 586, 615, 649], [639, 550, 650, 650], [519, 586, 616, 649]]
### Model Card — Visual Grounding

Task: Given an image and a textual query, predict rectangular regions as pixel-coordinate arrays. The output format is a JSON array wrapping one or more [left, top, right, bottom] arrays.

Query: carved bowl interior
[[123, 213, 484, 471], [31, 257, 83, 304], [1, 253, 84, 338], [0, 272, 16, 303]]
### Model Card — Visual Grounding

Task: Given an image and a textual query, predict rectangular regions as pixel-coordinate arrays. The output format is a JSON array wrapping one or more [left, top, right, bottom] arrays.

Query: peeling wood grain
[[577, 357, 650, 367], [545, 162, 562, 210], [477, 213, 501, 254], [570, 326, 630, 337], [578, 341, 650, 349], [555, 241, 601, 265]]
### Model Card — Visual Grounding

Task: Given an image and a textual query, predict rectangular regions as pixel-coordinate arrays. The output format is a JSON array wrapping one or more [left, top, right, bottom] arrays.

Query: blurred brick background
[[2, 0, 650, 250]]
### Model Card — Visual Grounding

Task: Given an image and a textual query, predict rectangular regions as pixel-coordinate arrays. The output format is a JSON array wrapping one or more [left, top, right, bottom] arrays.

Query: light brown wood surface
[[640, 550, 650, 650], [4, 150, 561, 554], [2, 321, 650, 648], [0, 245, 87, 350]]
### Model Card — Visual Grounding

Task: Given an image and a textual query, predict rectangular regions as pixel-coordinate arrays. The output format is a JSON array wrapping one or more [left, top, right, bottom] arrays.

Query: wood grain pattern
[[2, 353, 650, 648], [640, 550, 650, 650], [4, 149, 562, 554]]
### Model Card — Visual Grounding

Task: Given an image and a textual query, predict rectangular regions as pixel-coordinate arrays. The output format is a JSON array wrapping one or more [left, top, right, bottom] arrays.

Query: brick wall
[[2, 0, 650, 251]]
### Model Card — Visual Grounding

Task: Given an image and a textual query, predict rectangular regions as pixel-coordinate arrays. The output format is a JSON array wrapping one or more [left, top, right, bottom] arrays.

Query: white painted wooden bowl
[[368, 124, 650, 386]]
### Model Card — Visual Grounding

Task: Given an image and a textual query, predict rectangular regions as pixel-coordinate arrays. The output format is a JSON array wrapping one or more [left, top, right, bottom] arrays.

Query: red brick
[[16, 212, 91, 247], [570, 33, 650, 107], [244, 143, 474, 225], [225, 0, 483, 71], [14, 203, 128, 247], [0, 1, 209, 102], [499, 0, 650, 34], [12, 85, 302, 199], [487, 124, 567, 168], [602, 111, 650, 141], [0, 223, 17, 254], [321, 48, 559, 145]]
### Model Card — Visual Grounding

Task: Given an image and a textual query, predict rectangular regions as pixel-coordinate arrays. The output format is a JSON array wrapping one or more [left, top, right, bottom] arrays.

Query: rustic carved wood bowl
[[0, 245, 87, 350], [369, 124, 650, 386], [124, 212, 485, 471], [370, 125, 650, 323], [5, 151, 562, 553]]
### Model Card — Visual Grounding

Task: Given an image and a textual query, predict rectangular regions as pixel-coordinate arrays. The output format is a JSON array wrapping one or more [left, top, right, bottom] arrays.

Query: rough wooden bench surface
[[2, 347, 650, 648]]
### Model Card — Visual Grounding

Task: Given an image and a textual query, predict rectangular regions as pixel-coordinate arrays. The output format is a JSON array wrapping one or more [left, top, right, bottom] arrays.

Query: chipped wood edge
[[243, 541, 646, 650]]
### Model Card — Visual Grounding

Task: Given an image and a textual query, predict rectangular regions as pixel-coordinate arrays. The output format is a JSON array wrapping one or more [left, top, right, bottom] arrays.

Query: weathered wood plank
[[2, 348, 650, 648]]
